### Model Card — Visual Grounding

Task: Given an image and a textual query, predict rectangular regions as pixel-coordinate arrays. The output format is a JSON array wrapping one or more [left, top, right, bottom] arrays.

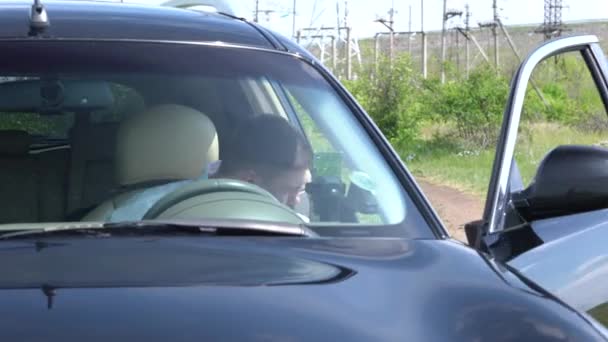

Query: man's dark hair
[[219, 115, 312, 175]]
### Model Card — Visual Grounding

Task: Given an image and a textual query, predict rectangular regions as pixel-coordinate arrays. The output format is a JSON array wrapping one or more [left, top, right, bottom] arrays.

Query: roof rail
[[161, 0, 235, 16]]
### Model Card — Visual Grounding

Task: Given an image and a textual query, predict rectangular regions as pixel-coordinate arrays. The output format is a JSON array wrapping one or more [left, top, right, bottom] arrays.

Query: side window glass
[[286, 90, 382, 224], [515, 51, 608, 187], [287, 91, 344, 176], [240, 78, 287, 118], [0, 112, 74, 141]]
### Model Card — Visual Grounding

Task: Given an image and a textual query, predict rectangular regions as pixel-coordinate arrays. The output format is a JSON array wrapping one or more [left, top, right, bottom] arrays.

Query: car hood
[[0, 236, 602, 341]]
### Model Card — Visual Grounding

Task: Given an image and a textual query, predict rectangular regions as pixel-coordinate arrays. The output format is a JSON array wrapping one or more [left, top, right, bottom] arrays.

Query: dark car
[[1, 1, 608, 341]]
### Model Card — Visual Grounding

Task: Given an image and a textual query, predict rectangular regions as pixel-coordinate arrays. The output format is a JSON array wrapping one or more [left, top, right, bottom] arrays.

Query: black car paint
[[0, 1, 604, 340], [0, 1, 272, 47], [0, 236, 603, 341]]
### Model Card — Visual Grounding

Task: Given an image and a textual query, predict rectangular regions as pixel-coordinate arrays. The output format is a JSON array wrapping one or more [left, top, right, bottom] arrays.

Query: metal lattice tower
[[536, 0, 565, 40], [295, 1, 362, 80]]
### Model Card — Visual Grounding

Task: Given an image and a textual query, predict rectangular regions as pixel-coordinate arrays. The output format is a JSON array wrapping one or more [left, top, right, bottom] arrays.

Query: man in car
[[211, 114, 313, 210], [100, 113, 311, 223]]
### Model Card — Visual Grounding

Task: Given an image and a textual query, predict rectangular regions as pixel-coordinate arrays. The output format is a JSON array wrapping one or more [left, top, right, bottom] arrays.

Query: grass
[[407, 122, 608, 196], [589, 302, 608, 327]]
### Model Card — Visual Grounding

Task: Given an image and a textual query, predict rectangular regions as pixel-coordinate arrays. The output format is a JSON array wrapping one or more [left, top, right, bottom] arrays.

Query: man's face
[[259, 167, 311, 209]]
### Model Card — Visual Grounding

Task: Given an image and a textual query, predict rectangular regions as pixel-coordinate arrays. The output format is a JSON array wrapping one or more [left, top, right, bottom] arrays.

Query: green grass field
[[589, 303, 608, 327], [407, 123, 608, 196]]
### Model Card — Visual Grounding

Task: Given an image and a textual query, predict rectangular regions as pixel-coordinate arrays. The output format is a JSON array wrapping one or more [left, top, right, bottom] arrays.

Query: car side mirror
[[513, 145, 608, 221]]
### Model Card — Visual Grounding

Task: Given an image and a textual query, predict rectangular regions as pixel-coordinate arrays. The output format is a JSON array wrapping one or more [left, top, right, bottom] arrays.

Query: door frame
[[482, 35, 608, 240]]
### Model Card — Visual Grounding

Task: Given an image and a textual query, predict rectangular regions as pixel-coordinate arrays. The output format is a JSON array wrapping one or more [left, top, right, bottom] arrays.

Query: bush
[[522, 54, 607, 126], [344, 52, 605, 156], [421, 66, 509, 149], [344, 54, 423, 152]]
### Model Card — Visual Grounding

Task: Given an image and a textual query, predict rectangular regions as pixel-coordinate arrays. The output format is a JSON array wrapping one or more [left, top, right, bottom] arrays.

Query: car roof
[[0, 0, 274, 48]]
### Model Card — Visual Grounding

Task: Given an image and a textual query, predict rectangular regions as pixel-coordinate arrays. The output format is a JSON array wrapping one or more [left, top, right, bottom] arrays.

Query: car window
[[0, 41, 431, 239], [286, 90, 383, 224], [514, 51, 608, 187], [0, 112, 73, 142], [0, 82, 142, 143]]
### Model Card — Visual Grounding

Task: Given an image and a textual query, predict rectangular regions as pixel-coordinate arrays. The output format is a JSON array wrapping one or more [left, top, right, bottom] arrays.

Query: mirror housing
[[513, 145, 608, 221]]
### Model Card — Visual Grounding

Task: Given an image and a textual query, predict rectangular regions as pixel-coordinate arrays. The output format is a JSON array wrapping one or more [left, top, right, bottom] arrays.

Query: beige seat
[[83, 104, 219, 221]]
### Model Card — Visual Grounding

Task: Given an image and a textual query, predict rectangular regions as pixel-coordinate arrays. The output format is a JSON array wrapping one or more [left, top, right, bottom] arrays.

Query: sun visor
[[0, 79, 115, 113]]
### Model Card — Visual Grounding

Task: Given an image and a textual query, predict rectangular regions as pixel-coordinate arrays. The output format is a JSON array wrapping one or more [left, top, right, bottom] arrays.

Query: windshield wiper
[[0, 219, 314, 240]]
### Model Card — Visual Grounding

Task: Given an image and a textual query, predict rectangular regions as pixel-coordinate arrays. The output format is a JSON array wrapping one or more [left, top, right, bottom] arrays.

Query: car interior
[[0, 62, 422, 238], [0, 76, 298, 224]]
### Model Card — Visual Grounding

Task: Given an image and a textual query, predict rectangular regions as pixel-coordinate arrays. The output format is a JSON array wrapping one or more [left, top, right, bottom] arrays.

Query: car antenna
[[41, 284, 56, 310], [29, 0, 50, 35]]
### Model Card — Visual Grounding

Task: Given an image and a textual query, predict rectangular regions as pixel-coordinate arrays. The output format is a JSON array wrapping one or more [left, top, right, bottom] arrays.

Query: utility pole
[[254, 0, 259, 23], [493, 0, 499, 71], [465, 4, 470, 78], [441, 7, 462, 83], [292, 0, 297, 38], [336, 2, 341, 42], [345, 0, 352, 80], [408, 5, 412, 54], [455, 26, 460, 73], [457, 27, 490, 64], [497, 18, 550, 109], [389, 0, 395, 64], [440, 0, 447, 83], [332, 36, 337, 71], [421, 0, 427, 78], [374, 2, 395, 65]]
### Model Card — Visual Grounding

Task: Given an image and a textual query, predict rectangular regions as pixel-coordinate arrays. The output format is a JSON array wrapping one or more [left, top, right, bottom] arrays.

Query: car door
[[470, 35, 608, 326]]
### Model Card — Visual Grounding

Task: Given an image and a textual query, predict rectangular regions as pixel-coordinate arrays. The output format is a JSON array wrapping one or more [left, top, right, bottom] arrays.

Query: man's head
[[218, 115, 312, 208]]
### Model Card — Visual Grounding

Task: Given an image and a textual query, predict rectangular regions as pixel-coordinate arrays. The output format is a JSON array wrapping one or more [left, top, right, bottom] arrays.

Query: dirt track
[[417, 180, 484, 243]]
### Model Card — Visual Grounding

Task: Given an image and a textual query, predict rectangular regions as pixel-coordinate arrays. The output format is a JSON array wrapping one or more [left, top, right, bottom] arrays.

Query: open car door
[[471, 35, 608, 326]]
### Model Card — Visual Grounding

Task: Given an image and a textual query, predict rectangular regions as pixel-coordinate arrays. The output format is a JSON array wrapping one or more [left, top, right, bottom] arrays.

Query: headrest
[[116, 104, 219, 186], [0, 130, 31, 156]]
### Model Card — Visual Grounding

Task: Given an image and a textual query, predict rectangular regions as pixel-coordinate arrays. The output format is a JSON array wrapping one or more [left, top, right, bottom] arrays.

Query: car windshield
[[0, 40, 430, 238]]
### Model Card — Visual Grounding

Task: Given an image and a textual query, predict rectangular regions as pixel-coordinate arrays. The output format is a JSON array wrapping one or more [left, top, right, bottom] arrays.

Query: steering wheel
[[143, 178, 306, 225]]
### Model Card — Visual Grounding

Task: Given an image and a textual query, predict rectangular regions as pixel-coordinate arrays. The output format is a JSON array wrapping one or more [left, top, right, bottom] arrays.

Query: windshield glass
[[0, 41, 430, 238]]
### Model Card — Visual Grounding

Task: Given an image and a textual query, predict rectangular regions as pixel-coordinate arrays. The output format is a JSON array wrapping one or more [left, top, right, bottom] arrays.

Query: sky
[[125, 0, 608, 39]]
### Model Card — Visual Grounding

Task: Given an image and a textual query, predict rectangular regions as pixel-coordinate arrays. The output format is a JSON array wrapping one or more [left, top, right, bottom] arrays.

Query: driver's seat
[[82, 104, 219, 221]]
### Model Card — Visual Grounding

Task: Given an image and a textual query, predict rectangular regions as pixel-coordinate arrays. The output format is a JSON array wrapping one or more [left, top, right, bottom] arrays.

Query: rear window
[[0, 112, 73, 140], [0, 82, 142, 141]]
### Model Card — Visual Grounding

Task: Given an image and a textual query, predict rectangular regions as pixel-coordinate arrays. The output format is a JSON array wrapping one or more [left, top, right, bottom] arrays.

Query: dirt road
[[417, 180, 484, 243]]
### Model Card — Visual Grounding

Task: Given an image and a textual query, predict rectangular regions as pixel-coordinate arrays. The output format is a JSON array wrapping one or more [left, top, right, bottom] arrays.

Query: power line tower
[[536, 0, 566, 40], [296, 1, 362, 80]]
